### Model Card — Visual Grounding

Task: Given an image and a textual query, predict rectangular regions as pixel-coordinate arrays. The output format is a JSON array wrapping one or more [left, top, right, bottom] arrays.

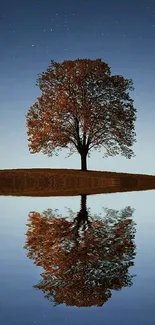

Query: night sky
[[1, 0, 155, 173]]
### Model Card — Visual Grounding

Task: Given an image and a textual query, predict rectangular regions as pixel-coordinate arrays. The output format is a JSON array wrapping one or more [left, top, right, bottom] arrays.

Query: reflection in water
[[24, 195, 136, 307]]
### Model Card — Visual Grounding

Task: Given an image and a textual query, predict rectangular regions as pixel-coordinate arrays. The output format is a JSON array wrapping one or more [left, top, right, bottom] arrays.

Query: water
[[0, 190, 155, 325]]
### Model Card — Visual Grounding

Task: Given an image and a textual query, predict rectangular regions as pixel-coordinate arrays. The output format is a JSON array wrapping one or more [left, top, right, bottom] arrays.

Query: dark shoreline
[[0, 168, 155, 196]]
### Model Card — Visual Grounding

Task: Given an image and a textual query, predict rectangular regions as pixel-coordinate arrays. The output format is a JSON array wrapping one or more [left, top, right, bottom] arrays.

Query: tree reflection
[[24, 195, 136, 307]]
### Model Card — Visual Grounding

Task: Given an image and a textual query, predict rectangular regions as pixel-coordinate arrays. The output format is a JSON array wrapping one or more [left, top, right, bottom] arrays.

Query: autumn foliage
[[26, 59, 137, 170], [24, 201, 136, 307]]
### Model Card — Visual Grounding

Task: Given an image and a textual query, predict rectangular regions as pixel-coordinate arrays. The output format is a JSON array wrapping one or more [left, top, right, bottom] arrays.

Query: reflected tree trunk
[[74, 195, 90, 235]]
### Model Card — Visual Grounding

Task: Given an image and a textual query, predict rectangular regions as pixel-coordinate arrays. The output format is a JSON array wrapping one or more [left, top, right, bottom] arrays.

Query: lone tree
[[26, 58, 136, 170], [24, 205, 136, 307]]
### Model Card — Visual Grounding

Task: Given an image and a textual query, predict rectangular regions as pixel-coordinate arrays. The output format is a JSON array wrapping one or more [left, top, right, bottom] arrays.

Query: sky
[[0, 0, 155, 174]]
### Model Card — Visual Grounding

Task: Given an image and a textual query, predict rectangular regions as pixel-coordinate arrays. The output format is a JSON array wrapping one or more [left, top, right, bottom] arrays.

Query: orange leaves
[[24, 205, 136, 307], [26, 58, 136, 167]]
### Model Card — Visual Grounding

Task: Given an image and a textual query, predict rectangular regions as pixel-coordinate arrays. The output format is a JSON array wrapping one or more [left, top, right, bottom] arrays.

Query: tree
[[26, 58, 137, 170], [24, 199, 136, 307]]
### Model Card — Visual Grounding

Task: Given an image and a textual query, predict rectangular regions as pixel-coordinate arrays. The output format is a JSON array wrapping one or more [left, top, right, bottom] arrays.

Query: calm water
[[0, 190, 155, 325]]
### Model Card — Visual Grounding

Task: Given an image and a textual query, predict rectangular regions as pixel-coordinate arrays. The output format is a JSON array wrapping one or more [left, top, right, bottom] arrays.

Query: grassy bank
[[0, 168, 155, 196]]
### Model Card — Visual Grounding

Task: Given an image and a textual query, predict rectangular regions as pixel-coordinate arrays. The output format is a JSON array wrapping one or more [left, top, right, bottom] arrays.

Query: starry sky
[[0, 0, 155, 174]]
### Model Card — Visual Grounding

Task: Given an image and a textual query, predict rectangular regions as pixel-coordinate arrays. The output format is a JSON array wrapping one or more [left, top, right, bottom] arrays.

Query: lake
[[0, 190, 155, 325]]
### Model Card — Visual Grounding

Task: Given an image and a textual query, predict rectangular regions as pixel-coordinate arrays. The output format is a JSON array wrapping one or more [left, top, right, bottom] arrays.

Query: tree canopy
[[24, 199, 136, 307], [26, 58, 137, 170]]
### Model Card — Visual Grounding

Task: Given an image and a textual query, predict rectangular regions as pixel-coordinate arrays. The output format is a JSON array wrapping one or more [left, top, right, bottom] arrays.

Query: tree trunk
[[80, 152, 87, 171], [80, 194, 87, 211]]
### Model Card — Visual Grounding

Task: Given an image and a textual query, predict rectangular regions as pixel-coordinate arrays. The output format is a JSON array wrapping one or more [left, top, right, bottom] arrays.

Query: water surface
[[0, 190, 155, 325]]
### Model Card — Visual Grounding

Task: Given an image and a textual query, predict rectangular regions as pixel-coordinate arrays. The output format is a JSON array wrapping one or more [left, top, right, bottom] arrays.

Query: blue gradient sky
[[1, 0, 155, 174]]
